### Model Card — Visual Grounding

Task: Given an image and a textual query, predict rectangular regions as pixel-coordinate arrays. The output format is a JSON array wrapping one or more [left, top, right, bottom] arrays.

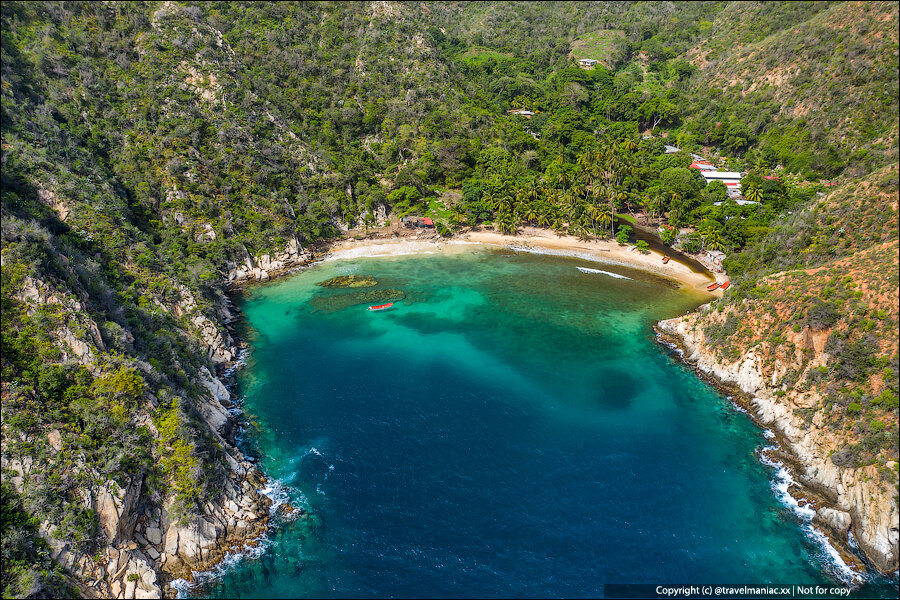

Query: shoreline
[[654, 329, 873, 580], [200, 229, 895, 593], [320, 227, 720, 296], [655, 315, 899, 577]]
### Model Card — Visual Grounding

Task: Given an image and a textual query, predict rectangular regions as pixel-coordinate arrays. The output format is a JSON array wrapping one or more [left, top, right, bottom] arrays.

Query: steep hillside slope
[[683, 1, 899, 177], [659, 165, 899, 572]]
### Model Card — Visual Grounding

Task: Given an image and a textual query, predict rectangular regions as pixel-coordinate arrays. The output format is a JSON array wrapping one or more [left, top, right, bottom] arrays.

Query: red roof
[[422, 217, 434, 226], [724, 182, 740, 186]]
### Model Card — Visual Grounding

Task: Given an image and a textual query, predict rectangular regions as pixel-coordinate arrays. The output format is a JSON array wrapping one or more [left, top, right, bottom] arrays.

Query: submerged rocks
[[316, 274, 378, 288], [310, 288, 406, 313]]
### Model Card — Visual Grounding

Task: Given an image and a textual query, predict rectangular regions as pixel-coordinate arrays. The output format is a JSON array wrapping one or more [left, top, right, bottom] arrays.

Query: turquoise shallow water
[[190, 247, 894, 598]]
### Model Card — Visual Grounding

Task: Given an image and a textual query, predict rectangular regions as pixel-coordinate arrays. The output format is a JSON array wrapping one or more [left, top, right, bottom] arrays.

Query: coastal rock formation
[[1, 269, 273, 598], [2, 388, 271, 599], [658, 313, 899, 573], [227, 237, 313, 283]]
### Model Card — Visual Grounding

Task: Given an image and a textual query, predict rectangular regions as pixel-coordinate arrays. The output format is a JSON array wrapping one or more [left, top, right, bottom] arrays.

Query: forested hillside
[[2, 1, 897, 596]]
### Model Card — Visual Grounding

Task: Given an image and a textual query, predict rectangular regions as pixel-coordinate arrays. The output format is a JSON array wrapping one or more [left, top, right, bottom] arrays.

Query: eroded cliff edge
[[1, 269, 275, 599], [658, 308, 899, 574]]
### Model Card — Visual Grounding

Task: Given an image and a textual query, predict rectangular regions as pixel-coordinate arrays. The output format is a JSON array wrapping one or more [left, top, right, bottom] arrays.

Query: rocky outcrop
[[173, 286, 239, 365], [20, 275, 106, 362], [658, 312, 900, 573], [2, 369, 272, 599], [226, 237, 313, 283], [3, 273, 274, 598], [159, 467, 271, 582]]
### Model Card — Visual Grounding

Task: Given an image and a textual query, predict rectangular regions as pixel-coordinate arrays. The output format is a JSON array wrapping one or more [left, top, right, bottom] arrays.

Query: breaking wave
[[576, 266, 633, 279]]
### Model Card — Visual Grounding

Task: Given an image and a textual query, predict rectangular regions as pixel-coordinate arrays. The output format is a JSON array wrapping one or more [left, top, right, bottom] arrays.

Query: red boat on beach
[[706, 282, 720, 291], [662, 256, 670, 264], [367, 302, 394, 311], [719, 281, 730, 291]]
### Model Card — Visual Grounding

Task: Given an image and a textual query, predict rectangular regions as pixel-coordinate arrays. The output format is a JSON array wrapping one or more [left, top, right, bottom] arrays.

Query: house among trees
[[578, 58, 598, 68], [689, 159, 717, 171], [401, 216, 434, 228], [508, 109, 536, 117], [700, 170, 743, 196]]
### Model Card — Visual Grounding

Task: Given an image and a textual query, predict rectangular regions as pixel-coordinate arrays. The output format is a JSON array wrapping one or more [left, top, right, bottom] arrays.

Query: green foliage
[[1, 2, 897, 591], [154, 400, 204, 522], [658, 226, 677, 246], [1, 481, 78, 599]]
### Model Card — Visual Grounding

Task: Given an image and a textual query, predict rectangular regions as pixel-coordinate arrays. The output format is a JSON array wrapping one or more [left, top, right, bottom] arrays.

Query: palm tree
[[649, 194, 666, 226], [561, 189, 579, 226], [600, 184, 618, 235], [497, 210, 518, 235], [551, 213, 566, 237], [745, 186, 763, 204], [594, 203, 613, 237], [537, 206, 552, 228], [452, 204, 467, 229], [705, 233, 726, 253], [697, 220, 725, 252]]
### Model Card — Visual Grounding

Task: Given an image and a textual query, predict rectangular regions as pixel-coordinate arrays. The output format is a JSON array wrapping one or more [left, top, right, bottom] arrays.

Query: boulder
[[145, 527, 162, 545], [815, 507, 852, 535]]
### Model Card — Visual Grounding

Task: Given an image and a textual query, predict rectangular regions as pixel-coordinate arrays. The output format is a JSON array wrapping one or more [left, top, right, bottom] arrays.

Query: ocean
[[187, 245, 893, 598]]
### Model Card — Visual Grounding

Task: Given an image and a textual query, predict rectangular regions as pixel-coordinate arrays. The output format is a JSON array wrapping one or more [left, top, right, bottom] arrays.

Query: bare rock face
[[815, 507, 852, 536], [97, 478, 143, 545], [159, 475, 271, 582], [226, 237, 311, 283], [658, 314, 900, 574]]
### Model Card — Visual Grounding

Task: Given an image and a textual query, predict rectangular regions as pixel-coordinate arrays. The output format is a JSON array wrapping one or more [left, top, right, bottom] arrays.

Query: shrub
[[804, 300, 839, 330]]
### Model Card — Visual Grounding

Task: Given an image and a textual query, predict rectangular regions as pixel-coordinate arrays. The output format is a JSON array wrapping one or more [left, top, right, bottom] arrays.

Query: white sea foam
[[576, 266, 633, 279], [759, 449, 816, 520], [261, 477, 294, 516], [763, 429, 776, 439], [170, 534, 277, 598], [169, 475, 307, 597], [655, 333, 685, 357], [503, 244, 648, 275], [805, 524, 865, 585], [759, 448, 867, 584], [221, 348, 249, 381]]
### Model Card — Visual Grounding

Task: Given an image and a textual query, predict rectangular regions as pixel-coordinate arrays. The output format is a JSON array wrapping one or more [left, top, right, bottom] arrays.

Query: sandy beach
[[327, 227, 724, 296]]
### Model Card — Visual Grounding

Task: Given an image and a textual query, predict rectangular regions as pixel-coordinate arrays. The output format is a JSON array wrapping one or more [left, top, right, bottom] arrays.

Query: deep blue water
[[189, 247, 895, 598]]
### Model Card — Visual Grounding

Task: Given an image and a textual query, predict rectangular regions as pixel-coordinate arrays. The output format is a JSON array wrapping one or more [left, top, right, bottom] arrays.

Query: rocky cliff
[[658, 309, 899, 574], [1, 260, 276, 598]]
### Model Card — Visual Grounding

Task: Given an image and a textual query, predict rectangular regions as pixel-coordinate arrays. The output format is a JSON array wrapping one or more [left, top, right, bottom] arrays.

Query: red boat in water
[[706, 282, 720, 291], [719, 281, 730, 291], [367, 302, 394, 311]]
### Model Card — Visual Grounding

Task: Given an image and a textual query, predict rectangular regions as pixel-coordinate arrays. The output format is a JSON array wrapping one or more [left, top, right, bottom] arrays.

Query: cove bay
[[191, 247, 860, 598]]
